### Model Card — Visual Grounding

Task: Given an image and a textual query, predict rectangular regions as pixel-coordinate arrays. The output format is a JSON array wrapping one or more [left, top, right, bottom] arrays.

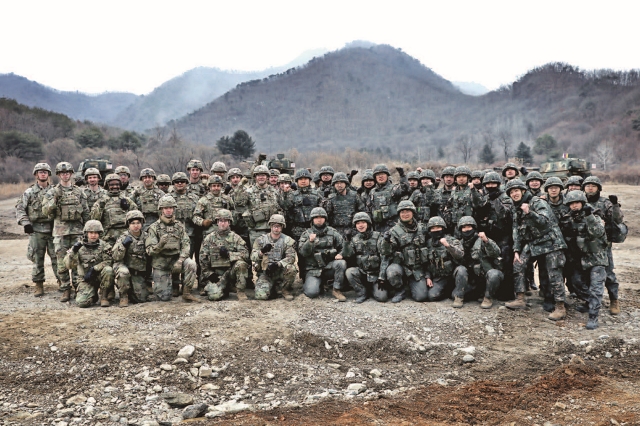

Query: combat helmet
[[454, 166, 471, 178], [216, 209, 233, 223], [186, 159, 204, 171], [83, 219, 104, 233], [427, 216, 447, 229], [361, 169, 374, 183], [482, 172, 502, 185], [33, 162, 52, 176], [372, 164, 390, 176], [268, 214, 286, 228], [211, 162, 227, 173], [397, 200, 417, 214], [564, 190, 588, 206], [319, 166, 335, 176], [253, 165, 270, 176], [501, 162, 519, 177], [581, 176, 602, 191], [420, 169, 437, 184], [294, 168, 312, 181], [407, 171, 421, 181], [114, 166, 131, 176], [83, 167, 100, 179], [157, 174, 172, 185], [139, 168, 156, 180], [227, 168, 242, 179], [471, 170, 485, 181], [309, 207, 328, 220], [352, 211, 372, 225], [207, 175, 224, 186], [278, 173, 293, 183], [505, 178, 527, 194], [565, 175, 583, 189], [543, 177, 564, 191], [525, 171, 544, 185], [312, 171, 321, 184], [104, 173, 121, 189], [331, 172, 350, 185], [55, 162, 74, 174], [269, 169, 280, 176], [171, 172, 188, 183], [441, 166, 455, 177], [457, 216, 477, 229], [158, 195, 178, 210], [125, 209, 145, 225]]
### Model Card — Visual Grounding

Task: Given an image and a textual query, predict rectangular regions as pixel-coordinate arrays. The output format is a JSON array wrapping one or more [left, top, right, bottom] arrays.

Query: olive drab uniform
[[422, 234, 465, 302], [134, 186, 165, 231], [192, 192, 235, 236], [16, 182, 59, 284], [409, 186, 441, 223], [369, 179, 411, 233], [244, 185, 283, 246], [90, 192, 138, 244], [282, 186, 323, 241], [452, 231, 503, 304], [251, 233, 298, 300], [298, 224, 347, 298], [343, 228, 388, 301], [112, 231, 149, 303], [64, 240, 114, 308], [200, 228, 249, 301], [146, 216, 197, 301], [324, 188, 366, 240], [170, 190, 200, 258], [43, 184, 90, 292]]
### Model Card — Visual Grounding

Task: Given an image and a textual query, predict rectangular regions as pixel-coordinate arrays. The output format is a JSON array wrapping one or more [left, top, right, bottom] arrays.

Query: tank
[[539, 158, 592, 181], [261, 153, 295, 175], [76, 158, 114, 184]]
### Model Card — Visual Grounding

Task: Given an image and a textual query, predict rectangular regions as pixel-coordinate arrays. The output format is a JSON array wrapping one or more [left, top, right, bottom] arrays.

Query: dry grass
[[0, 182, 30, 200]]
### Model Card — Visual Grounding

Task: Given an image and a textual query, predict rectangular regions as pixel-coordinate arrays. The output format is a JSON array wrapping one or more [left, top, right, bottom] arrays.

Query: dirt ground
[[1, 186, 639, 425]]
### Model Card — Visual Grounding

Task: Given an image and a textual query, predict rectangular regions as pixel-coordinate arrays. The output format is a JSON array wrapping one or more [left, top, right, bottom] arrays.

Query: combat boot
[[60, 289, 71, 302], [100, 289, 110, 307], [119, 293, 128, 308], [34, 281, 44, 297], [586, 315, 599, 330], [452, 296, 464, 308], [172, 284, 181, 297], [391, 289, 406, 303], [282, 289, 294, 301], [182, 293, 202, 303], [237, 291, 248, 301], [548, 302, 566, 321], [610, 299, 620, 315], [505, 292, 526, 310], [57, 279, 62, 292], [354, 291, 367, 304], [575, 301, 589, 313], [542, 298, 555, 313], [107, 289, 115, 302], [332, 289, 346, 302], [480, 297, 493, 309]]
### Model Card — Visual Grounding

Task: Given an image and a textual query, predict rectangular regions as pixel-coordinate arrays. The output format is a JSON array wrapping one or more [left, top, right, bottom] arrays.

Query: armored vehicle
[[539, 158, 591, 181], [261, 153, 295, 176], [76, 158, 114, 184]]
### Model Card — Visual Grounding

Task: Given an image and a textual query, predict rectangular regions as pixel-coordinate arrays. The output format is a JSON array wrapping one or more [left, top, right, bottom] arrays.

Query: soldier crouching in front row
[[112, 210, 150, 306], [64, 220, 114, 308]]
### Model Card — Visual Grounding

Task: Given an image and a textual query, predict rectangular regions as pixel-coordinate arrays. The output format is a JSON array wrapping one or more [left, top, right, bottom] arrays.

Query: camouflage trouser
[[27, 231, 59, 283], [114, 263, 149, 303], [153, 258, 197, 301], [255, 263, 297, 300], [345, 267, 388, 301], [384, 263, 428, 302], [75, 266, 114, 308], [515, 249, 566, 302], [572, 265, 606, 316], [203, 261, 250, 301], [605, 247, 619, 300], [54, 234, 82, 291], [452, 266, 503, 300], [303, 260, 347, 298]]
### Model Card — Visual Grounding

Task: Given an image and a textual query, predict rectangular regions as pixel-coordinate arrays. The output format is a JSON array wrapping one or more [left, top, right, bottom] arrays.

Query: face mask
[[430, 230, 444, 241], [461, 229, 477, 240]]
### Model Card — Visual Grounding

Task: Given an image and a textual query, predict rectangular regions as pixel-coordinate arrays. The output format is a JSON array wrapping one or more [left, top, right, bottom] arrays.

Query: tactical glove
[[290, 182, 298, 190], [519, 167, 528, 176], [72, 241, 83, 253], [83, 267, 96, 283], [202, 219, 213, 228], [343, 228, 353, 240], [266, 262, 280, 274], [260, 243, 273, 254], [396, 167, 405, 177], [157, 234, 170, 248], [120, 198, 130, 210], [122, 236, 133, 248], [224, 184, 232, 195], [23, 224, 34, 234], [420, 186, 427, 193], [219, 246, 229, 258], [582, 205, 593, 216], [383, 231, 392, 243], [357, 186, 365, 194], [323, 187, 331, 197], [609, 194, 618, 205], [350, 170, 358, 177], [302, 197, 312, 206]]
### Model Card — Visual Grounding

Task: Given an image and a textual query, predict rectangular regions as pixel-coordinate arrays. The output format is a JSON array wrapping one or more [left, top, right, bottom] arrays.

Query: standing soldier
[[90, 174, 137, 245], [145, 195, 200, 302], [565, 176, 583, 193], [504, 179, 568, 320], [559, 191, 608, 329], [542, 177, 570, 222], [317, 166, 335, 197], [114, 166, 135, 198], [112, 210, 149, 306], [343, 212, 388, 303], [156, 174, 172, 193], [186, 159, 207, 197], [243, 165, 283, 246], [282, 169, 323, 242], [16, 162, 59, 296], [436, 166, 456, 207], [323, 172, 366, 241], [169, 172, 200, 260], [64, 220, 114, 308], [404, 171, 421, 199], [43, 162, 90, 302], [501, 162, 524, 186], [409, 169, 441, 223], [356, 169, 375, 212], [298, 207, 347, 300], [369, 164, 410, 233], [269, 169, 280, 188], [210, 161, 227, 180], [82, 168, 107, 209], [200, 209, 249, 301], [192, 175, 235, 237], [442, 166, 483, 236], [251, 214, 298, 301], [525, 171, 544, 197], [470, 170, 485, 192], [134, 168, 165, 232], [227, 168, 251, 246], [583, 176, 625, 315]]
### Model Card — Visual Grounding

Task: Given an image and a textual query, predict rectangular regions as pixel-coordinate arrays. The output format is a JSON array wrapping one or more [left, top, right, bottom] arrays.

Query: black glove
[[396, 167, 405, 177], [266, 262, 280, 274], [582, 205, 593, 216], [122, 236, 133, 248], [72, 241, 83, 253], [357, 186, 365, 194], [83, 267, 95, 282], [290, 182, 297, 190], [323, 187, 331, 197], [383, 231, 392, 242], [203, 272, 218, 284], [302, 197, 312, 206], [350, 170, 358, 177], [23, 224, 34, 234], [120, 198, 130, 210], [260, 193, 266, 201], [224, 184, 232, 195], [260, 243, 273, 254], [609, 195, 618, 205], [376, 279, 388, 292], [519, 167, 528, 176], [219, 246, 229, 258], [258, 153, 267, 161]]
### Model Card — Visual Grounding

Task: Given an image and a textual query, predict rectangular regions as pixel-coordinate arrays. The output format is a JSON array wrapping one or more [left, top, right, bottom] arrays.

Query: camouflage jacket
[[90, 192, 138, 240], [512, 194, 567, 257], [42, 184, 90, 237], [409, 186, 442, 223], [586, 193, 624, 246], [543, 194, 570, 224], [342, 229, 388, 281], [474, 190, 514, 243], [381, 220, 429, 280], [83, 187, 108, 212], [251, 233, 297, 273], [298, 225, 344, 274], [187, 181, 207, 198], [16, 182, 55, 233], [243, 184, 283, 231], [112, 231, 147, 272], [228, 182, 250, 234], [64, 239, 112, 279], [133, 186, 165, 219], [192, 192, 235, 236], [559, 210, 609, 269], [200, 229, 248, 276], [145, 216, 191, 269], [369, 178, 411, 229], [436, 185, 454, 207], [460, 234, 503, 276], [281, 186, 323, 238], [120, 183, 136, 199], [442, 185, 484, 231], [422, 235, 464, 280], [324, 188, 366, 230], [169, 190, 199, 237]]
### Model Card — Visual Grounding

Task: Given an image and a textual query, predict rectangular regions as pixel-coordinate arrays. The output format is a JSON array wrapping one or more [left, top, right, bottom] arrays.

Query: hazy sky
[[1, 0, 637, 95]]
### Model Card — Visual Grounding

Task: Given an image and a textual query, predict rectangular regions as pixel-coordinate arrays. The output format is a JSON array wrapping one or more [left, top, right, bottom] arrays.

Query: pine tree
[[216, 130, 256, 160], [515, 142, 533, 165], [479, 143, 495, 164]]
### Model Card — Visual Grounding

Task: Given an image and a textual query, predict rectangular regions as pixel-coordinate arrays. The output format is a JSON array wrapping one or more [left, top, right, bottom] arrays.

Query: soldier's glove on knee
[[267, 262, 280, 274], [202, 219, 213, 228], [609, 195, 618, 205], [519, 167, 528, 176], [120, 198, 130, 210], [395, 167, 405, 177], [219, 246, 229, 259], [582, 205, 593, 216], [383, 231, 392, 243], [290, 182, 297, 190], [72, 241, 83, 253], [260, 243, 273, 254], [172, 259, 183, 274], [302, 197, 312, 206], [83, 267, 96, 283], [122, 236, 134, 248], [224, 184, 232, 195], [23, 224, 34, 234]]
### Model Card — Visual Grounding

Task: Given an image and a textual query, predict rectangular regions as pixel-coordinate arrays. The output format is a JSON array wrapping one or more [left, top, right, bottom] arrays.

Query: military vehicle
[[76, 158, 114, 184], [539, 158, 592, 181], [261, 153, 296, 175]]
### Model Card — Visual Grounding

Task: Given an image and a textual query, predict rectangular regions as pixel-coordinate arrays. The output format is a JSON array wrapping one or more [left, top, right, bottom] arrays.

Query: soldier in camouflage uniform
[[501, 162, 524, 186], [145, 195, 200, 302], [379, 201, 430, 302], [43, 161, 91, 302], [226, 168, 251, 246], [187, 159, 207, 197], [243, 165, 284, 246], [64, 220, 114, 308], [312, 171, 322, 188], [169, 172, 200, 261], [525, 171, 544, 197], [157, 174, 172, 193], [564, 175, 583, 193], [278, 174, 293, 192], [542, 177, 570, 222], [115, 166, 135, 198], [404, 171, 421, 198], [470, 170, 485, 193], [134, 168, 165, 232], [369, 164, 411, 233], [316, 166, 335, 197], [192, 175, 235, 237], [269, 169, 280, 188], [251, 214, 298, 301], [112, 210, 149, 306], [210, 161, 227, 180], [201, 209, 249, 301], [16, 162, 59, 296], [343, 212, 388, 303], [436, 166, 456, 207], [441, 166, 483, 236], [409, 169, 441, 224], [82, 168, 107, 210], [90, 174, 138, 245], [505, 179, 568, 320], [298, 207, 347, 300], [583, 176, 624, 315], [451, 216, 503, 309], [323, 172, 366, 241]]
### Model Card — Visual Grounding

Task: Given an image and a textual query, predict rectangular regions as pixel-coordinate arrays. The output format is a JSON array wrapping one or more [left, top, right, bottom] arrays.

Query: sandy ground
[[0, 186, 639, 425]]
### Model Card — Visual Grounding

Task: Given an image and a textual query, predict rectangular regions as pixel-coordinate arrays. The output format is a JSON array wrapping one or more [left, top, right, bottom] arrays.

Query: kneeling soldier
[[201, 209, 249, 301], [422, 216, 465, 302], [452, 216, 503, 309], [251, 214, 298, 300], [64, 220, 114, 308], [112, 210, 149, 306]]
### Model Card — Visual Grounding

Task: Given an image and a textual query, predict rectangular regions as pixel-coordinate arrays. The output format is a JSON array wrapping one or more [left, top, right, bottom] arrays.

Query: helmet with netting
[[482, 172, 502, 185], [501, 162, 519, 177], [139, 168, 156, 180], [457, 216, 477, 229], [309, 207, 328, 219], [454, 166, 471, 178], [319, 166, 335, 176], [397, 200, 417, 214], [55, 162, 75, 174], [352, 212, 372, 225], [83, 219, 104, 233], [372, 164, 390, 176], [564, 190, 588, 206], [33, 162, 52, 176], [525, 171, 544, 185], [427, 216, 447, 229], [505, 178, 527, 194], [543, 177, 564, 191], [331, 172, 350, 185], [268, 214, 286, 228], [294, 169, 312, 181], [565, 175, 583, 188], [441, 166, 455, 177], [581, 176, 602, 191]]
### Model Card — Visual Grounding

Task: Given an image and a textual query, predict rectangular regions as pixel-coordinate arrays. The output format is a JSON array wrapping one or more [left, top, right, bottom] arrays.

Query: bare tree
[[497, 129, 512, 162], [595, 140, 616, 171], [456, 133, 473, 163], [167, 124, 182, 148]]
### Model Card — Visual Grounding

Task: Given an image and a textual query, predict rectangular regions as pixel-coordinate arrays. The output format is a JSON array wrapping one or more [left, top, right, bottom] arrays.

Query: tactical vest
[[187, 182, 206, 197], [290, 188, 323, 230], [448, 186, 474, 226], [102, 195, 128, 230], [77, 241, 110, 277], [27, 184, 53, 223], [438, 187, 453, 207], [424, 237, 458, 278], [371, 182, 399, 223], [172, 192, 197, 223], [244, 186, 281, 230], [155, 220, 183, 256], [514, 198, 552, 244], [123, 233, 147, 271], [548, 196, 570, 223], [138, 188, 163, 215], [352, 231, 382, 273], [327, 190, 358, 227], [390, 223, 426, 271], [203, 232, 237, 268], [470, 237, 503, 275], [303, 227, 340, 269], [56, 186, 84, 222], [83, 188, 104, 211], [410, 188, 439, 222], [567, 217, 608, 255]]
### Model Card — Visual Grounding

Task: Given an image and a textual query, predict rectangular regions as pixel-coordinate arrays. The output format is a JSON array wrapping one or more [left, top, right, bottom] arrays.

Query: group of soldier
[[16, 158, 626, 330]]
